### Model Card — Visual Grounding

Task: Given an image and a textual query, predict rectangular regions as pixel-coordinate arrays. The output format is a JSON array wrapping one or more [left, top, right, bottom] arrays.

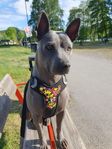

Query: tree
[[0, 31, 8, 40], [68, 7, 82, 23], [106, 0, 112, 37], [88, 0, 112, 40], [5, 27, 25, 44], [6, 27, 17, 42], [17, 30, 25, 43], [29, 0, 64, 32], [68, 0, 112, 43], [68, 1, 89, 43]]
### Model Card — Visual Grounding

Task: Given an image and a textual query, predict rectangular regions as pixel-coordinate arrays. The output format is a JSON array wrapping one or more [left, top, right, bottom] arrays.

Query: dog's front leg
[[32, 114, 48, 149], [56, 111, 68, 149]]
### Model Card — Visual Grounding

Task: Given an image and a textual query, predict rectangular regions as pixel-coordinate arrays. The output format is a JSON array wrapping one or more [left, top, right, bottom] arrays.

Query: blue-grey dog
[[21, 12, 80, 149]]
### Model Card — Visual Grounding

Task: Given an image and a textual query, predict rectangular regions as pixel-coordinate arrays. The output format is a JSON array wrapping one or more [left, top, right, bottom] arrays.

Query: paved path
[[67, 52, 112, 149]]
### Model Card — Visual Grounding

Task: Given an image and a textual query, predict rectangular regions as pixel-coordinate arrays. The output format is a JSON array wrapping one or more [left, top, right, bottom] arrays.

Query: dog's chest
[[29, 76, 68, 118]]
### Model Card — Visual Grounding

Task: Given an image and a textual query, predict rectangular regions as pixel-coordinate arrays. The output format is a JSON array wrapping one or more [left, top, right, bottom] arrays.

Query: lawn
[[0, 46, 31, 82], [0, 46, 31, 149]]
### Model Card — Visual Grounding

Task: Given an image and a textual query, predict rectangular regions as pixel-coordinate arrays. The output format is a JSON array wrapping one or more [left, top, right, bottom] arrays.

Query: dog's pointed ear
[[65, 18, 80, 42], [36, 11, 49, 40]]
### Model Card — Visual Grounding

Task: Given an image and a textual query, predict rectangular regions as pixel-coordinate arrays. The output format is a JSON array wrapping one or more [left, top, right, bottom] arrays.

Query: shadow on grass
[[0, 133, 7, 149], [0, 100, 22, 149], [0, 45, 20, 48], [0, 45, 11, 48], [9, 100, 22, 114]]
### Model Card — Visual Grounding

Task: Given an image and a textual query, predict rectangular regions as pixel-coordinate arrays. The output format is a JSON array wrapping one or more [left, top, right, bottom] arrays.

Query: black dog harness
[[30, 76, 67, 119]]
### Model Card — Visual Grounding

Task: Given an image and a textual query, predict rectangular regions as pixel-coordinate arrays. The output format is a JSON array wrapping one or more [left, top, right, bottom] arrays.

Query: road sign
[[24, 26, 32, 37]]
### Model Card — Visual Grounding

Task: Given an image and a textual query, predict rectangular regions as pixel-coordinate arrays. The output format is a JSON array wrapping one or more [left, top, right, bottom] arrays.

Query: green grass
[[0, 46, 31, 82], [0, 46, 31, 149]]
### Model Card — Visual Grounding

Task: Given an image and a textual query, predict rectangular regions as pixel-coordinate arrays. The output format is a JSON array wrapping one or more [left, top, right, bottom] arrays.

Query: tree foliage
[[16, 29, 25, 43], [0, 31, 7, 40], [29, 0, 64, 31], [0, 27, 25, 43], [6, 27, 17, 41], [88, 0, 111, 40], [68, 0, 112, 42]]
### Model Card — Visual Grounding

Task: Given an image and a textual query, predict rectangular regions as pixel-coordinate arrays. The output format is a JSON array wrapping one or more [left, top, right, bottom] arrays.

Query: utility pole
[[24, 0, 31, 46], [25, 0, 29, 25]]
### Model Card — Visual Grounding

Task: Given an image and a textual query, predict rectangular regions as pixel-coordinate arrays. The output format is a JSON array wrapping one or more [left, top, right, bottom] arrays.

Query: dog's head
[[36, 12, 80, 75]]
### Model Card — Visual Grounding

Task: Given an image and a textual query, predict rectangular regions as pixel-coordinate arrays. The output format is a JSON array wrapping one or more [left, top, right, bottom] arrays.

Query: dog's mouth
[[59, 68, 70, 75], [54, 65, 70, 75], [60, 63, 70, 74], [49, 62, 71, 75]]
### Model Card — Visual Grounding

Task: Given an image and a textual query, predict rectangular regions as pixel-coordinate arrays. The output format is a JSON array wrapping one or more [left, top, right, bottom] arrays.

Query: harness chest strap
[[30, 76, 67, 118]]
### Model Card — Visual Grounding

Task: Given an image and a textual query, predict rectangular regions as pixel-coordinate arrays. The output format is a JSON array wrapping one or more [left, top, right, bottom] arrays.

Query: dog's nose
[[57, 59, 71, 74], [63, 63, 71, 69], [61, 63, 71, 73]]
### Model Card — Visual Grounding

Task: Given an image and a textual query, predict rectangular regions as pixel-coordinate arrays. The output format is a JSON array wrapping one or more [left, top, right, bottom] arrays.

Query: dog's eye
[[66, 47, 71, 52], [46, 44, 55, 51], [60, 42, 64, 48]]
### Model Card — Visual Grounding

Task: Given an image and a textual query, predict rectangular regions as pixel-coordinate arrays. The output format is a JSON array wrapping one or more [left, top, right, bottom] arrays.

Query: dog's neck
[[32, 62, 62, 86]]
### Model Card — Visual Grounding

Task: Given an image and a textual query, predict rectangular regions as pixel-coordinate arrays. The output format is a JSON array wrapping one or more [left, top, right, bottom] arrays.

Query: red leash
[[16, 82, 57, 149], [16, 82, 27, 87], [47, 120, 57, 149], [16, 82, 27, 104]]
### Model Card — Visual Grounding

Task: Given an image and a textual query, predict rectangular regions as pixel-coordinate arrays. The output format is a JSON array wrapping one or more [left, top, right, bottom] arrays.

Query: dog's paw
[[57, 138, 68, 149]]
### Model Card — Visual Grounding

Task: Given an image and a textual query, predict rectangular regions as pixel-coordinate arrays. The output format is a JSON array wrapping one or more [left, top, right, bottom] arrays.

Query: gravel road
[[67, 52, 112, 149]]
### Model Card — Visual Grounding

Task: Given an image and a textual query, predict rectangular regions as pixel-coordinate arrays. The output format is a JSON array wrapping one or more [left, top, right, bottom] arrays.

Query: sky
[[0, 0, 83, 30]]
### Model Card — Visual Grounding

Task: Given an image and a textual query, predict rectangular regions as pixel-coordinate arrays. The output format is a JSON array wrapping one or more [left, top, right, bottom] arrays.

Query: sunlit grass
[[0, 46, 31, 82], [0, 46, 31, 149]]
